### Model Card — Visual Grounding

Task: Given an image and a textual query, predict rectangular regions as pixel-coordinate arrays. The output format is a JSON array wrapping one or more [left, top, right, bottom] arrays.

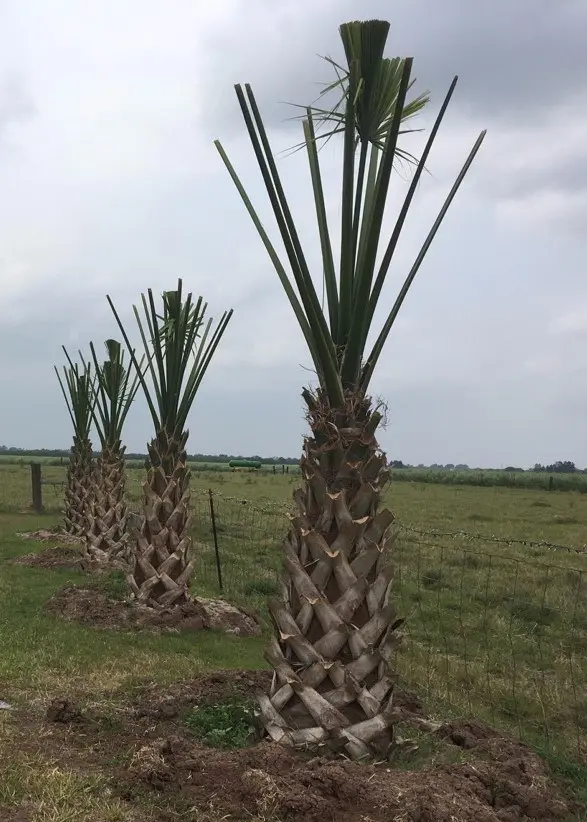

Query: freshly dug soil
[[122, 673, 580, 821], [18, 529, 82, 544], [127, 729, 575, 822], [2, 670, 581, 822], [45, 585, 261, 636], [13, 545, 84, 570]]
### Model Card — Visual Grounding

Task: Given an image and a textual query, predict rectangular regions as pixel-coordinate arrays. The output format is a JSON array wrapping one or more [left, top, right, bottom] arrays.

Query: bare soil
[[13, 545, 84, 570], [18, 528, 82, 544], [0, 808, 30, 822], [45, 584, 261, 636], [2, 670, 580, 822]]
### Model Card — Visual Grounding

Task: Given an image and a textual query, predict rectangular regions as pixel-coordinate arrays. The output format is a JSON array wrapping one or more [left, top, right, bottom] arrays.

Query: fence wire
[[185, 491, 586, 762], [1, 470, 585, 762]]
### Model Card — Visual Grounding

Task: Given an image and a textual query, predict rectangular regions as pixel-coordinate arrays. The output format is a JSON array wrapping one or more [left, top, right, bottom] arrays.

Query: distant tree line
[[0, 445, 298, 465], [1, 446, 585, 473]]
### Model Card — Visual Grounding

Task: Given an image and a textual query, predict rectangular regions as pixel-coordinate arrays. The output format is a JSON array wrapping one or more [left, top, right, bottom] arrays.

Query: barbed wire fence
[[3, 465, 586, 762]]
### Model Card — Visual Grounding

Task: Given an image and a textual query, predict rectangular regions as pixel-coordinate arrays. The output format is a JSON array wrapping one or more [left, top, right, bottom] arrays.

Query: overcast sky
[[0, 0, 586, 468]]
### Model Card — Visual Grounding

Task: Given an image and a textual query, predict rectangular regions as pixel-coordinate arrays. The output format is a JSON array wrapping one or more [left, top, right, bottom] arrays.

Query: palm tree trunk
[[126, 430, 196, 609], [86, 443, 131, 564], [257, 389, 402, 760], [63, 436, 94, 537]]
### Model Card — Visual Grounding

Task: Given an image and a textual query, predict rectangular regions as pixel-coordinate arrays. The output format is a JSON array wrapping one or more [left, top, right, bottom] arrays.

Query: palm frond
[[55, 348, 95, 439], [108, 279, 233, 440], [87, 339, 144, 448], [215, 18, 485, 405]]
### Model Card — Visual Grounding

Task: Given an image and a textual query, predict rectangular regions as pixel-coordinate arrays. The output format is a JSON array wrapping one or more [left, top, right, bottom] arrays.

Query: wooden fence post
[[31, 462, 43, 513]]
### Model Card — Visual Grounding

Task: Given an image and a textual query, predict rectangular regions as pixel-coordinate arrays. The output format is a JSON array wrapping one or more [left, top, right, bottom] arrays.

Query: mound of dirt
[[127, 729, 577, 822], [13, 545, 84, 570], [45, 585, 261, 637], [6, 670, 578, 822], [18, 529, 82, 544]]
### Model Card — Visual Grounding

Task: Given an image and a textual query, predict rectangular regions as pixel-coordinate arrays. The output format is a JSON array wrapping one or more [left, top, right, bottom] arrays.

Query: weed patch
[[184, 699, 258, 749]]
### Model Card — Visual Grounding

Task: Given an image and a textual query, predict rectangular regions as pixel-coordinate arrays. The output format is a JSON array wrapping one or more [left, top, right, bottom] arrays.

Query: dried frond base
[[128, 431, 196, 609], [86, 450, 132, 565], [63, 437, 93, 537], [258, 389, 402, 761]]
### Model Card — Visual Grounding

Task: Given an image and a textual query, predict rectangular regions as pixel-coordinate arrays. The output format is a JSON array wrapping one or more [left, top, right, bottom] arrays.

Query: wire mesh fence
[[179, 491, 587, 762], [1, 464, 585, 761]]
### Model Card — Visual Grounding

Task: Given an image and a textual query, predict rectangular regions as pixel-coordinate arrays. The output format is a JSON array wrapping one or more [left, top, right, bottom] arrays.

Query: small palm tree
[[55, 354, 96, 537], [108, 279, 233, 610], [84, 339, 142, 565], [216, 19, 486, 759]]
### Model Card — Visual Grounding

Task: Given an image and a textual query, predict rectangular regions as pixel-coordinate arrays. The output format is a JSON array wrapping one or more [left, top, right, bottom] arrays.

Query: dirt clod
[[46, 698, 84, 723]]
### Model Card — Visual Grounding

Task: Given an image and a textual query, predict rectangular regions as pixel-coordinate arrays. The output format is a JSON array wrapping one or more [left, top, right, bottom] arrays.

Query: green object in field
[[229, 459, 261, 470]]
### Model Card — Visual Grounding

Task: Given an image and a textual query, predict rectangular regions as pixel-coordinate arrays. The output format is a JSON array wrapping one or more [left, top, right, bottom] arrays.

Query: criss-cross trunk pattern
[[258, 391, 402, 759], [108, 280, 232, 611], [86, 443, 131, 563], [126, 430, 195, 609], [216, 17, 485, 759], [63, 435, 93, 537]]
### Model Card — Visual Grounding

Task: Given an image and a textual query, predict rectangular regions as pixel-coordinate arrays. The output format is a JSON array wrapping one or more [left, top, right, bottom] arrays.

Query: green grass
[[0, 467, 586, 817], [0, 513, 266, 696], [392, 466, 587, 492]]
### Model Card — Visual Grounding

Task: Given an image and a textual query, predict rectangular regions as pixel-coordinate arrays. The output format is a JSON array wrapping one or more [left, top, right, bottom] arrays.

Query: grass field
[[3, 451, 587, 490], [0, 463, 586, 819]]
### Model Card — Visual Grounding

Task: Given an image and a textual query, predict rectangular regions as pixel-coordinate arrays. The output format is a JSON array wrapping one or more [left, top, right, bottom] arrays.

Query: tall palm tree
[[108, 280, 232, 610], [84, 339, 142, 564], [55, 354, 96, 538], [215, 19, 486, 759]]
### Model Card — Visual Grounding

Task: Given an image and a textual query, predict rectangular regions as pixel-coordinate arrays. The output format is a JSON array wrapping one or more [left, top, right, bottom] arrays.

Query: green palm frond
[[215, 19, 486, 405], [55, 349, 96, 439], [287, 44, 429, 161], [85, 339, 144, 448], [107, 279, 233, 440]]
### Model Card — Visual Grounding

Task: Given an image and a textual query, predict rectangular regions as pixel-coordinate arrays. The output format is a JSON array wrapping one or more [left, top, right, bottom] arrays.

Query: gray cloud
[[201, 0, 587, 135], [0, 0, 586, 468]]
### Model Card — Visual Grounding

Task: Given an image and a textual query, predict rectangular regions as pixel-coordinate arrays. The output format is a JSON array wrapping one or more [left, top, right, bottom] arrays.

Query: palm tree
[[84, 339, 142, 565], [55, 354, 96, 538], [215, 19, 486, 759], [108, 280, 232, 610]]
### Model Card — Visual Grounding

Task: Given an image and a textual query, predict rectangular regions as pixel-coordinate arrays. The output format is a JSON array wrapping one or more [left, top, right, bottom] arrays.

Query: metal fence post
[[208, 489, 223, 592]]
